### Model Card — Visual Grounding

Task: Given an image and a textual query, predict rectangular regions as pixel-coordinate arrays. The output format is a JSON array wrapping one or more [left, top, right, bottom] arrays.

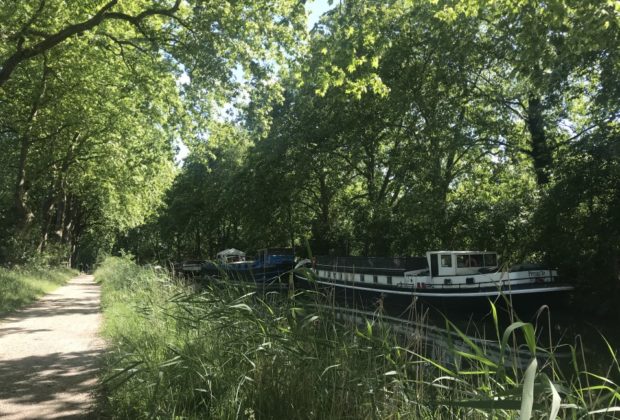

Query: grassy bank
[[0, 266, 77, 315], [96, 257, 620, 419]]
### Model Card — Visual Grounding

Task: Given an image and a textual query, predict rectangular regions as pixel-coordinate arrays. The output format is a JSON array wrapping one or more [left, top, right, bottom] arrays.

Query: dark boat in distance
[[201, 248, 295, 285], [295, 250, 574, 305]]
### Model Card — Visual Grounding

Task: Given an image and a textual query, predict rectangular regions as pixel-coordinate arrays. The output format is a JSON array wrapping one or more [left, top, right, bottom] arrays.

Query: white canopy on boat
[[217, 248, 245, 257], [216, 248, 246, 263]]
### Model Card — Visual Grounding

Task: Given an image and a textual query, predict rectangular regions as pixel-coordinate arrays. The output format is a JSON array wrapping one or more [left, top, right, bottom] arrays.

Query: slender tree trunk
[[55, 191, 67, 239], [58, 193, 73, 244], [37, 187, 56, 252], [65, 196, 85, 268], [195, 226, 201, 257], [175, 234, 181, 262], [13, 135, 33, 227], [527, 94, 552, 186], [12, 57, 50, 230], [310, 170, 333, 255]]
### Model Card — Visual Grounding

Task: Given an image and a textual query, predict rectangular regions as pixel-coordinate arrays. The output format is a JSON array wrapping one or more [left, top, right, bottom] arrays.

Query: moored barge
[[295, 251, 573, 305]]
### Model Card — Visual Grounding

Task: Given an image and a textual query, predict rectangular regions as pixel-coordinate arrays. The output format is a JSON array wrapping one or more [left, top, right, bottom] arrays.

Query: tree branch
[[0, 0, 182, 87], [11, 0, 47, 47]]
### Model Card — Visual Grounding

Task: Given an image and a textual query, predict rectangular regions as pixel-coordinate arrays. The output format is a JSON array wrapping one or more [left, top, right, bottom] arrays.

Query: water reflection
[[308, 302, 569, 371], [201, 275, 618, 378]]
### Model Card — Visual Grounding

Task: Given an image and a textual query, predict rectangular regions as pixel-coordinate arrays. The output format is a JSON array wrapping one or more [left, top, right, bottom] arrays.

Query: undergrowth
[[96, 257, 620, 419], [0, 265, 77, 315]]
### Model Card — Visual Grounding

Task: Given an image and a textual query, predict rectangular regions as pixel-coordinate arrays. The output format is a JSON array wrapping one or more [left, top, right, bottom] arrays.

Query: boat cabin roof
[[428, 250, 497, 255], [426, 251, 498, 276]]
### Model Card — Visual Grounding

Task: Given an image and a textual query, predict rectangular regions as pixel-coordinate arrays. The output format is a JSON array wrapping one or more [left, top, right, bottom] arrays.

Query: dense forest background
[[0, 1, 618, 310]]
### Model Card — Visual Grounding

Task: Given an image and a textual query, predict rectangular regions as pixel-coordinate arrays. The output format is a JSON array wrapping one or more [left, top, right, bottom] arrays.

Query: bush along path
[[0, 267, 76, 315], [0, 274, 104, 419]]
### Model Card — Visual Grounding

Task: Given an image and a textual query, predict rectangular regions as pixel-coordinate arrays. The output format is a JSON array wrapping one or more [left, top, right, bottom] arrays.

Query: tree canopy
[[1, 0, 618, 310]]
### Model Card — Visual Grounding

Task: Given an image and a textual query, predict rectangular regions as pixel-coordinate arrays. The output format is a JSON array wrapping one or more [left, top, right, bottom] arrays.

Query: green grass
[[96, 257, 620, 419], [0, 265, 77, 315]]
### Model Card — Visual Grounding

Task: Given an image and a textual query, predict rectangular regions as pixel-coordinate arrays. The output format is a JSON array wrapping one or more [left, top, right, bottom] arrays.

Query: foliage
[[535, 127, 620, 316], [1, 0, 619, 311], [0, 0, 307, 267], [135, 0, 620, 316]]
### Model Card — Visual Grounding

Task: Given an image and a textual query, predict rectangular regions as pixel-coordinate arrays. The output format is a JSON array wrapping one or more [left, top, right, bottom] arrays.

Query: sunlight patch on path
[[0, 275, 104, 419]]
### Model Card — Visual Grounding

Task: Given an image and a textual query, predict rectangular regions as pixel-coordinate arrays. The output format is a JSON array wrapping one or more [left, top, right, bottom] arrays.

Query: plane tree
[[0, 0, 306, 265]]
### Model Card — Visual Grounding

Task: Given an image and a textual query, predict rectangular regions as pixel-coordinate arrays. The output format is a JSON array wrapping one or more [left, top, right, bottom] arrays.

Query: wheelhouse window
[[457, 254, 484, 268], [484, 254, 498, 267], [457, 255, 468, 267], [470, 254, 483, 267], [441, 255, 452, 267]]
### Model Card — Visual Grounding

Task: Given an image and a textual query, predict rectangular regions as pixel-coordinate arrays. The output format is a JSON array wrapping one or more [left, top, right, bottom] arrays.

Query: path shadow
[[2, 292, 101, 322], [0, 349, 104, 418], [0, 327, 52, 337], [8, 300, 101, 319]]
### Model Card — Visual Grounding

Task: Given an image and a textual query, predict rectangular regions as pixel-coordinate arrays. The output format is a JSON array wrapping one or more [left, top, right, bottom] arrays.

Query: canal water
[[198, 275, 619, 381], [293, 285, 620, 379]]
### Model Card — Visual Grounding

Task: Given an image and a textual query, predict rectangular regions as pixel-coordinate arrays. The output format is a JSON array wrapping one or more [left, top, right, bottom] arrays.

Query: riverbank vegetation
[[1, 1, 618, 416], [0, 265, 76, 315], [1, 2, 618, 316], [96, 257, 620, 419], [1, 1, 618, 317]]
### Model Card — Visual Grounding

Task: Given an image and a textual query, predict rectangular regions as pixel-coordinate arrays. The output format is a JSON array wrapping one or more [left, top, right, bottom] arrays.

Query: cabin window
[[470, 254, 483, 267], [484, 254, 497, 267], [373, 275, 378, 284], [457, 254, 484, 268], [387, 276, 392, 285], [360, 274, 365, 282], [441, 255, 452, 267], [457, 255, 468, 267]]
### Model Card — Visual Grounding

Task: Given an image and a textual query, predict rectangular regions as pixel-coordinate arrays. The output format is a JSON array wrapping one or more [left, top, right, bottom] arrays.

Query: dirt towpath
[[0, 274, 104, 419]]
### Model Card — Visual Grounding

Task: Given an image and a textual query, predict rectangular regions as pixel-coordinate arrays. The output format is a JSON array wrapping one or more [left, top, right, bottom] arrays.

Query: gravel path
[[0, 274, 104, 419]]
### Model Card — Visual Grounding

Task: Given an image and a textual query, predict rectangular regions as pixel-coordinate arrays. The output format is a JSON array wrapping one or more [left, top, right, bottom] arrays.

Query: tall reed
[[96, 257, 620, 419]]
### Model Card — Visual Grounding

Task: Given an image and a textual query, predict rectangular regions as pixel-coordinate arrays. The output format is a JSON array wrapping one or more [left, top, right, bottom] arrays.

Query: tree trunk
[[195, 226, 201, 257], [12, 135, 33, 228], [37, 187, 56, 252], [12, 57, 50, 231], [527, 94, 552, 186]]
